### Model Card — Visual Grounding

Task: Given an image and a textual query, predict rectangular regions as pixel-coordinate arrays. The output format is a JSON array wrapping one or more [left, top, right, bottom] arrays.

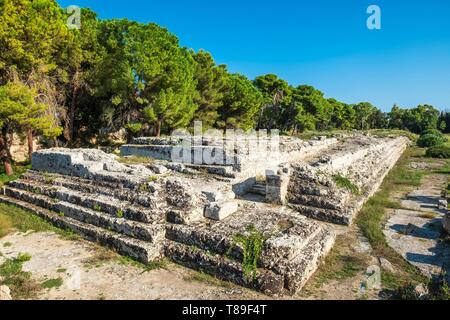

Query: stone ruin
[[0, 133, 409, 295]]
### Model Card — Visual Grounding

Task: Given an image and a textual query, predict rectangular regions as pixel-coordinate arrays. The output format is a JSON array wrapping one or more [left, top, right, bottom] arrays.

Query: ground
[[0, 145, 449, 300]]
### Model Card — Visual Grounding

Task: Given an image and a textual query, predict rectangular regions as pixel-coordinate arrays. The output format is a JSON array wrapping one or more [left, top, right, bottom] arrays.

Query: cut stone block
[[204, 201, 238, 220]]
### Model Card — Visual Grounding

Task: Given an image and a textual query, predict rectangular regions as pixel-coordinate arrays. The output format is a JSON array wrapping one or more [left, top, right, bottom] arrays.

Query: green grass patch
[[418, 212, 439, 219], [41, 277, 63, 289], [117, 255, 168, 272], [312, 236, 366, 288], [232, 225, 267, 281], [3, 241, 12, 247], [117, 156, 154, 165], [0, 203, 79, 240], [185, 270, 234, 289], [332, 174, 359, 194], [0, 252, 41, 299], [56, 268, 67, 273], [355, 147, 431, 289], [369, 129, 417, 141]]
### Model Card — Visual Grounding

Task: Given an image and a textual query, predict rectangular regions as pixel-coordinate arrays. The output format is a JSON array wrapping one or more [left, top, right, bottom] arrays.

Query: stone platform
[[0, 133, 408, 295]]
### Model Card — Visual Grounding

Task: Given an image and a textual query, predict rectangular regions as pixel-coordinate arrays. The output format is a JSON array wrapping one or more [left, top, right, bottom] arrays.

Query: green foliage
[[389, 104, 440, 134], [425, 145, 450, 159], [332, 175, 359, 194], [417, 134, 445, 148], [92, 204, 102, 212], [0, 252, 40, 299], [0, 203, 63, 236], [191, 50, 228, 128], [218, 74, 264, 130], [41, 277, 63, 289], [421, 129, 443, 136], [232, 225, 266, 281], [0, 0, 446, 152], [116, 209, 124, 218]]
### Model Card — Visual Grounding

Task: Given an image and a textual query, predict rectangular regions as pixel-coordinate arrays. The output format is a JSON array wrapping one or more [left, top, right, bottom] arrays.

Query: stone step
[[0, 195, 163, 263], [3, 186, 165, 243], [248, 183, 266, 196], [166, 214, 323, 269], [288, 193, 348, 211], [164, 241, 284, 296], [272, 228, 335, 294], [290, 203, 350, 226], [165, 224, 242, 261], [185, 164, 236, 178], [8, 179, 163, 224], [21, 171, 159, 211]]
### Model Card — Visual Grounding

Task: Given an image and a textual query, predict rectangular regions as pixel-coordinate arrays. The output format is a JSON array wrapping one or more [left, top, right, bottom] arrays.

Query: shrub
[[421, 129, 443, 137], [417, 134, 445, 148], [425, 145, 450, 159]]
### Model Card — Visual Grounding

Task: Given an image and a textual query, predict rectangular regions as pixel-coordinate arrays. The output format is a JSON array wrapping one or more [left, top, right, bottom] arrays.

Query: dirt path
[[384, 174, 450, 281], [0, 231, 267, 300]]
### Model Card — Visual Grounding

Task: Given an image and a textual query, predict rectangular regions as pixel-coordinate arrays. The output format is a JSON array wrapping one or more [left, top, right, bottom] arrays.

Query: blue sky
[[57, 0, 450, 111]]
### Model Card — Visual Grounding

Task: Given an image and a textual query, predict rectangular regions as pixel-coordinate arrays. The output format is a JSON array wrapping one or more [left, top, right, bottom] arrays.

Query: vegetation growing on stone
[[116, 210, 124, 219], [232, 225, 266, 281], [332, 174, 359, 195]]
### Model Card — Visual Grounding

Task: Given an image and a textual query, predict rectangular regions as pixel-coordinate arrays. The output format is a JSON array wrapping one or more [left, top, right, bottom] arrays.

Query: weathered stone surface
[[379, 258, 395, 273], [32, 148, 153, 187], [0, 285, 12, 300], [204, 201, 238, 220], [287, 136, 408, 225], [1, 133, 409, 296]]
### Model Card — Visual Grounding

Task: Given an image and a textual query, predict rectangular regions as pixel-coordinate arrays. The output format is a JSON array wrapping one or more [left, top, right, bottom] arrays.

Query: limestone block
[[0, 285, 12, 300], [149, 164, 168, 174], [202, 190, 235, 202], [204, 201, 238, 220]]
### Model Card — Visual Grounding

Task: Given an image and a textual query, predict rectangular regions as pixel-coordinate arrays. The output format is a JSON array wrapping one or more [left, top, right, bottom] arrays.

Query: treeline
[[0, 0, 448, 175]]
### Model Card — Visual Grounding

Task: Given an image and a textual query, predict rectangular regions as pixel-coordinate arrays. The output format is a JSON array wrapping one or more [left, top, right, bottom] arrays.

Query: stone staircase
[[288, 137, 409, 225], [0, 166, 335, 296], [248, 181, 267, 196]]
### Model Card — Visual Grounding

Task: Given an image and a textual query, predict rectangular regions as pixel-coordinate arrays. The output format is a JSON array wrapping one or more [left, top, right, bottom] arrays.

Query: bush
[[425, 145, 450, 159], [417, 134, 445, 148], [421, 129, 443, 137]]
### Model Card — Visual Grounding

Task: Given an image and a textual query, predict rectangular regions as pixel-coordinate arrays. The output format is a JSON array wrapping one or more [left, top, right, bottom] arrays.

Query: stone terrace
[[0, 133, 408, 295]]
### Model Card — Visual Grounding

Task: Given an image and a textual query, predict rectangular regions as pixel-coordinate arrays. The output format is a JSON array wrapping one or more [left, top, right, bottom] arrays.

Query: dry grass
[[117, 156, 154, 165]]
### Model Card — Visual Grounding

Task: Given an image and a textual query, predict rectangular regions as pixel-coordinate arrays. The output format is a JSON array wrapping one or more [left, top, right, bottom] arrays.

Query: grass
[[185, 270, 234, 289], [117, 156, 154, 165], [41, 277, 63, 289], [355, 147, 436, 290], [117, 255, 168, 272], [0, 253, 41, 299], [0, 162, 31, 187], [312, 236, 367, 288], [332, 174, 359, 194], [368, 129, 418, 141], [232, 225, 267, 281], [419, 212, 439, 219], [0, 203, 79, 240]]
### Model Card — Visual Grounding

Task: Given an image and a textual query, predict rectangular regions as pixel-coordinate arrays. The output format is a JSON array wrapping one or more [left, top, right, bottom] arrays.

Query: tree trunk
[[0, 128, 13, 176], [155, 118, 162, 137], [27, 128, 34, 161], [64, 70, 80, 144]]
